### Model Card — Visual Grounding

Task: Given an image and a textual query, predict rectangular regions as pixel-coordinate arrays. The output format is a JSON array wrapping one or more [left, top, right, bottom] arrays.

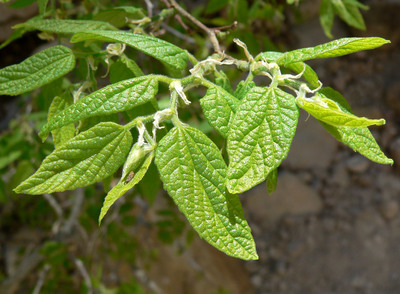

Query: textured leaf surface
[[40, 76, 158, 139], [234, 80, 256, 100], [15, 122, 132, 194], [48, 95, 75, 148], [0, 45, 75, 96], [71, 30, 188, 69], [255, 51, 320, 88], [318, 87, 393, 164], [296, 93, 385, 127], [99, 150, 154, 224], [227, 86, 299, 194], [155, 126, 258, 260], [19, 18, 116, 34], [200, 86, 240, 138], [277, 37, 390, 65]]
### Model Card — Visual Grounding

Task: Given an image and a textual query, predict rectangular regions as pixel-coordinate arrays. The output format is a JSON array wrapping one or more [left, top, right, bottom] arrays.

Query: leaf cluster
[[0, 0, 392, 261]]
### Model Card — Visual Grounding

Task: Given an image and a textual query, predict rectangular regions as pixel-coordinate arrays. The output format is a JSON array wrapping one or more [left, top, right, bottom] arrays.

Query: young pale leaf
[[71, 30, 188, 70], [15, 122, 133, 195], [200, 86, 240, 138], [322, 122, 393, 165], [255, 51, 320, 88], [227, 86, 299, 194], [17, 18, 116, 34], [99, 150, 154, 224], [39, 76, 158, 140], [296, 93, 385, 127], [266, 168, 278, 194], [320, 0, 334, 38], [48, 95, 75, 148], [318, 87, 393, 164], [155, 126, 258, 260], [277, 37, 390, 65], [0, 45, 75, 96]]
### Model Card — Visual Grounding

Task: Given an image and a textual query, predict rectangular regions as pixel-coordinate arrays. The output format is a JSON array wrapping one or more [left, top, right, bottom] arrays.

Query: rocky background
[[1, 0, 400, 293]]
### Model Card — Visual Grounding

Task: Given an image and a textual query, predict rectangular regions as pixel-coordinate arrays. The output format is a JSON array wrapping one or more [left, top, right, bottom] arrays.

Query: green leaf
[[296, 93, 385, 127], [39, 76, 158, 140], [8, 0, 35, 8], [0, 45, 75, 96], [0, 27, 26, 49], [18, 18, 116, 34], [234, 80, 256, 100], [71, 30, 188, 70], [99, 147, 154, 224], [15, 122, 133, 195], [255, 51, 320, 88], [215, 71, 234, 94], [227, 86, 299, 194], [109, 55, 143, 83], [93, 6, 145, 28], [266, 168, 278, 194], [200, 86, 240, 138], [137, 161, 160, 205], [0, 150, 22, 170], [320, 0, 334, 38], [318, 87, 393, 165], [332, 0, 367, 30], [37, 0, 49, 14], [276, 37, 390, 65], [155, 126, 258, 260], [48, 95, 75, 148]]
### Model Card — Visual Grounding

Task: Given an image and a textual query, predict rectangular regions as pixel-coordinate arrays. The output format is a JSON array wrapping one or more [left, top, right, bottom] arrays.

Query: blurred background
[[1, 0, 400, 293]]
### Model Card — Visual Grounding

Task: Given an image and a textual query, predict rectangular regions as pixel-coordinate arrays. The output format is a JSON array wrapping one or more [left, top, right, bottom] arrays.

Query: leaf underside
[[155, 126, 258, 260], [200, 86, 240, 138], [277, 37, 390, 65], [15, 122, 133, 195], [99, 151, 154, 224], [39, 76, 158, 140], [71, 30, 188, 70], [0, 45, 75, 96], [317, 87, 393, 164], [227, 86, 299, 194]]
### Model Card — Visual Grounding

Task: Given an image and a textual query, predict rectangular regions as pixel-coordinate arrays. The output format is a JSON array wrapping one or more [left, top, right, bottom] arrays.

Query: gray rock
[[244, 172, 323, 228], [283, 112, 338, 170], [379, 201, 399, 221], [346, 155, 371, 173]]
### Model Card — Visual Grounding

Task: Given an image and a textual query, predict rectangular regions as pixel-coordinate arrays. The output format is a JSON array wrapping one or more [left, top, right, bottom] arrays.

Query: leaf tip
[[38, 130, 49, 142], [376, 118, 386, 126]]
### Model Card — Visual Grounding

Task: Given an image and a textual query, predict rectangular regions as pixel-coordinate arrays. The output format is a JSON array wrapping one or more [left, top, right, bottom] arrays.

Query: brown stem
[[169, 0, 222, 53]]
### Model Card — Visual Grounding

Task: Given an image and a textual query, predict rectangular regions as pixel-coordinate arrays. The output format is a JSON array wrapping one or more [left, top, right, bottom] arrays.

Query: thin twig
[[43, 194, 63, 219], [134, 268, 164, 294], [162, 23, 196, 44], [74, 259, 93, 294], [62, 188, 84, 235], [2, 249, 44, 294], [169, 0, 221, 53], [144, 0, 154, 17], [32, 264, 50, 294], [212, 21, 238, 33]]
